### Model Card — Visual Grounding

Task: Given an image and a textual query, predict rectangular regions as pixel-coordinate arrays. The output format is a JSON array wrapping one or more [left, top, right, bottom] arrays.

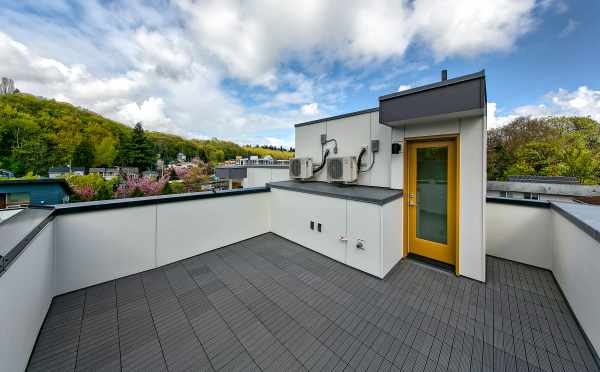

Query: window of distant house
[[524, 192, 539, 200], [499, 191, 513, 198], [6, 192, 31, 208]]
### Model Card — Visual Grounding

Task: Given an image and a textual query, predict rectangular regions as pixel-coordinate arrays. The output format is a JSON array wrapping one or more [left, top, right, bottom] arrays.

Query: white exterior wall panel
[[382, 198, 403, 276], [156, 193, 270, 265], [458, 116, 486, 281], [55, 206, 156, 295], [326, 113, 373, 185], [552, 211, 600, 355], [295, 122, 327, 182], [370, 111, 392, 187], [486, 203, 553, 269], [270, 188, 347, 262], [347, 201, 381, 276], [0, 222, 54, 372]]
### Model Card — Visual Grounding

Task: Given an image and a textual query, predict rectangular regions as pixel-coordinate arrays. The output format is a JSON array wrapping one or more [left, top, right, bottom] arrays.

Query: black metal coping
[[53, 186, 270, 214], [0, 208, 54, 277], [268, 180, 403, 205], [552, 202, 600, 244], [294, 107, 379, 128], [486, 196, 551, 208]]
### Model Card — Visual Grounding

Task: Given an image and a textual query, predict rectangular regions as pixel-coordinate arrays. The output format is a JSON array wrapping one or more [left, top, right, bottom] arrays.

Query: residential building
[[0, 179, 71, 209], [48, 166, 85, 179], [0, 169, 15, 179], [142, 170, 159, 178], [177, 152, 187, 162], [2, 71, 599, 372], [89, 167, 139, 180], [215, 164, 290, 188], [488, 175, 600, 203]]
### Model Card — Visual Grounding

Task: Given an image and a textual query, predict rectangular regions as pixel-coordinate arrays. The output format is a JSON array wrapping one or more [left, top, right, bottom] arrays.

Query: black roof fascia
[[379, 70, 485, 102], [294, 107, 379, 128], [378, 70, 486, 125]]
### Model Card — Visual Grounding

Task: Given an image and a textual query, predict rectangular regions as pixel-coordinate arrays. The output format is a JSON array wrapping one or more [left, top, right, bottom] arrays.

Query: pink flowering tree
[[72, 184, 96, 201], [114, 175, 170, 198]]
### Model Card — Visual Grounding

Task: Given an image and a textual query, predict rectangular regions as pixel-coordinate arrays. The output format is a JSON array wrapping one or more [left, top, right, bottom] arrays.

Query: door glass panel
[[416, 147, 447, 244]]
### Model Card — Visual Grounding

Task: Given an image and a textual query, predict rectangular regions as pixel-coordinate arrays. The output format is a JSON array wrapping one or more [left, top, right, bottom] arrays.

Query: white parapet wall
[[486, 201, 554, 269], [487, 199, 600, 356], [54, 191, 271, 295], [0, 221, 54, 372], [242, 167, 289, 188]]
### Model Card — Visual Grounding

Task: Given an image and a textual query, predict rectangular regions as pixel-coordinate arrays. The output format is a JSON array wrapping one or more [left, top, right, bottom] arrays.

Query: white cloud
[[398, 84, 412, 92], [489, 86, 600, 129], [175, 0, 540, 84], [116, 97, 175, 133], [300, 103, 319, 115], [0, 0, 552, 145]]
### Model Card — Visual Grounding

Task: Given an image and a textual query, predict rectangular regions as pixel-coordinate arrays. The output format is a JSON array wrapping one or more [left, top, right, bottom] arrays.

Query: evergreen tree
[[122, 122, 155, 170]]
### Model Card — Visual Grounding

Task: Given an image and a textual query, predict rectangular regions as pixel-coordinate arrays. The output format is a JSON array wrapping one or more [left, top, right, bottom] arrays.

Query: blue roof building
[[0, 179, 72, 209]]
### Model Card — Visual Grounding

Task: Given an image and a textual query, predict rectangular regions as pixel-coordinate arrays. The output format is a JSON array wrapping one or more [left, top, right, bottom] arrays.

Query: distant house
[[177, 152, 187, 162], [120, 167, 139, 179], [89, 167, 115, 180], [488, 176, 600, 203], [142, 170, 158, 178], [89, 167, 138, 180], [0, 169, 15, 179], [48, 166, 85, 179], [0, 179, 71, 209]]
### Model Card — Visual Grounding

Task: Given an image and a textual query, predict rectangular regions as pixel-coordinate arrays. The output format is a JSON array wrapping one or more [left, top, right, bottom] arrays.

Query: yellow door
[[407, 140, 457, 265]]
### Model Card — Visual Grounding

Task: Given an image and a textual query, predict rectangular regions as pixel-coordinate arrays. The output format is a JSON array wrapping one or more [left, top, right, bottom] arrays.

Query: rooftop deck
[[28, 233, 598, 372]]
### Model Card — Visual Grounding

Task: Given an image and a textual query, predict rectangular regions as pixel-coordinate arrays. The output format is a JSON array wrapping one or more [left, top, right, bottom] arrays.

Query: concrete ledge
[[0, 208, 54, 277], [269, 180, 403, 205], [551, 202, 600, 244]]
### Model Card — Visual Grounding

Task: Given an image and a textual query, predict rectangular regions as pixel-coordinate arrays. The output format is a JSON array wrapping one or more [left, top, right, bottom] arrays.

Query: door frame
[[403, 134, 461, 275]]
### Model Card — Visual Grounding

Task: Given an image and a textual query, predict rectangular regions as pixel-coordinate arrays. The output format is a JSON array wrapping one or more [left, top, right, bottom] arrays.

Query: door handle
[[408, 193, 416, 206]]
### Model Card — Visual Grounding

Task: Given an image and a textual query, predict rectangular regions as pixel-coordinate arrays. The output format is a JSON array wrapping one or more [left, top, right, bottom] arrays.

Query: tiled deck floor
[[28, 233, 599, 372]]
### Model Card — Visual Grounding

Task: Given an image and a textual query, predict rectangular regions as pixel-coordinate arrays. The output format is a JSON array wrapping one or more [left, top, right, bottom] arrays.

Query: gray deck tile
[[26, 233, 599, 372]]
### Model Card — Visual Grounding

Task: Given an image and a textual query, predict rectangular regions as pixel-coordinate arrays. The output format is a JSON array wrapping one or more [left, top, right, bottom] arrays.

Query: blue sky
[[1, 0, 598, 148]]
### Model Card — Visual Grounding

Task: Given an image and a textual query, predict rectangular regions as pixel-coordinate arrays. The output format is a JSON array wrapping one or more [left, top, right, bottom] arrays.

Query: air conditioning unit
[[289, 158, 314, 179], [327, 156, 358, 183]]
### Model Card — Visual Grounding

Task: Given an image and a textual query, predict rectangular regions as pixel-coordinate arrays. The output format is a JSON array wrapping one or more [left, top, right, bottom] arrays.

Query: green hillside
[[0, 93, 294, 176]]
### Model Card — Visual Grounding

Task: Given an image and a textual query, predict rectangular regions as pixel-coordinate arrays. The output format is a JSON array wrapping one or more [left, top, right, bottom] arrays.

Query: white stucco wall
[[54, 193, 271, 295], [54, 206, 156, 295], [156, 193, 270, 265], [552, 210, 600, 355], [294, 111, 392, 186], [486, 203, 553, 269], [0, 222, 54, 372], [270, 188, 403, 278], [295, 112, 487, 281], [242, 167, 290, 188]]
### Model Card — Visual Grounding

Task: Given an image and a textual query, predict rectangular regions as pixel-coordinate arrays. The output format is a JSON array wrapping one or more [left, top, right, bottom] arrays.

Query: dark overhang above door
[[378, 70, 486, 127]]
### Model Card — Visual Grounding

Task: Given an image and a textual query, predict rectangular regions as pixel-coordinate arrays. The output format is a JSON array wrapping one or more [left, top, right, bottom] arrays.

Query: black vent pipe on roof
[[441, 69, 448, 81]]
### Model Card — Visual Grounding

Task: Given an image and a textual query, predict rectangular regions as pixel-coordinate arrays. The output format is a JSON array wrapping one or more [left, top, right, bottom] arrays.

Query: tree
[[93, 137, 118, 167], [72, 138, 94, 169], [488, 116, 600, 183], [121, 122, 155, 170]]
